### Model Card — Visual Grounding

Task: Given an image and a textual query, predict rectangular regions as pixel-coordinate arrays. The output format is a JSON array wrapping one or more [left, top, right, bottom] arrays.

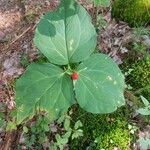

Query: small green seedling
[[136, 96, 150, 150], [15, 0, 125, 124], [49, 113, 83, 150], [137, 96, 150, 115]]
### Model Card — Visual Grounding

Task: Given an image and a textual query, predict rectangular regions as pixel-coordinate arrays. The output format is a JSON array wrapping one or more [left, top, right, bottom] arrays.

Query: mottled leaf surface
[[34, 0, 96, 65], [16, 63, 74, 124], [75, 54, 125, 114]]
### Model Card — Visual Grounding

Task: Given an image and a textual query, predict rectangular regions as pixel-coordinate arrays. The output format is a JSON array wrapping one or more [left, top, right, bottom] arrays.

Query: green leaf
[[63, 130, 72, 139], [16, 63, 74, 124], [6, 121, 17, 131], [137, 108, 150, 115], [0, 117, 6, 128], [72, 129, 83, 140], [43, 124, 50, 132], [56, 134, 61, 141], [140, 96, 149, 107], [34, 0, 96, 65], [64, 118, 71, 130], [74, 120, 82, 130], [75, 54, 125, 114], [56, 134, 68, 145], [49, 145, 57, 150], [0, 112, 4, 119], [23, 126, 29, 133], [97, 14, 108, 29], [93, 0, 110, 7]]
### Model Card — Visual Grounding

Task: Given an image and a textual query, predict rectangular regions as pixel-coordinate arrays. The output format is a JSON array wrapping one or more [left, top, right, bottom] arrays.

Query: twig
[[2, 24, 36, 55], [9, 27, 31, 46]]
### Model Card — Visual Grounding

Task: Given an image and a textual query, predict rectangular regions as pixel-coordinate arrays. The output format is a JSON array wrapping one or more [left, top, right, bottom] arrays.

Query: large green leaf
[[34, 0, 96, 65], [75, 54, 125, 114], [16, 63, 74, 124]]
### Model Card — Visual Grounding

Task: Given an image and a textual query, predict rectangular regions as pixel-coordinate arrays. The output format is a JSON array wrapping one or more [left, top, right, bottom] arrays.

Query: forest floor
[[0, 0, 150, 150]]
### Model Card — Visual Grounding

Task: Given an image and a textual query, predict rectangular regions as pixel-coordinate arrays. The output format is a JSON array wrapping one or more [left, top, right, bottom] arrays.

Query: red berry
[[72, 72, 78, 80]]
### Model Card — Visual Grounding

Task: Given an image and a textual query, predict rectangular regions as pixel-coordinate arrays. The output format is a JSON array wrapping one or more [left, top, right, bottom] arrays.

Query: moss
[[70, 106, 131, 150], [112, 0, 150, 27], [127, 56, 150, 98]]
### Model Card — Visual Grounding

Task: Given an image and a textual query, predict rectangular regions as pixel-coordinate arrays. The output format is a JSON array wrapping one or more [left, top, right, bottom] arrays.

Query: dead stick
[[2, 24, 36, 55]]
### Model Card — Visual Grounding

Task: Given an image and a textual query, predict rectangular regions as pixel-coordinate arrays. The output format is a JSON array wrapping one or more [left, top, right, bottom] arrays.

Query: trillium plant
[[16, 0, 125, 124]]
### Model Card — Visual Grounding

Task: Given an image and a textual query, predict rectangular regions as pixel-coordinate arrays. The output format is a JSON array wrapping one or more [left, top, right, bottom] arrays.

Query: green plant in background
[[127, 56, 150, 98], [112, 0, 150, 27], [128, 124, 138, 135], [50, 113, 83, 150], [133, 27, 150, 41], [136, 96, 150, 150], [17, 112, 83, 150], [137, 96, 150, 115], [0, 102, 18, 131], [20, 115, 50, 149], [121, 27, 150, 64], [70, 106, 131, 150], [15, 0, 125, 125], [91, 0, 110, 31], [132, 27, 150, 57], [132, 42, 147, 56], [96, 14, 108, 30]]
